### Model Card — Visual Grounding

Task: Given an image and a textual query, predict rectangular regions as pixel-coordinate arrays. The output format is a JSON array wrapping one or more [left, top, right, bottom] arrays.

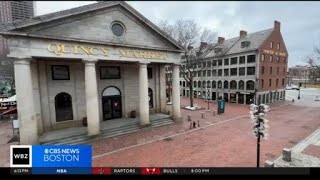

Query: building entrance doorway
[[102, 86, 122, 120]]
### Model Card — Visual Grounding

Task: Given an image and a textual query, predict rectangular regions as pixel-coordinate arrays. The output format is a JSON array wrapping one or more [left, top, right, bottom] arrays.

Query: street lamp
[[250, 104, 270, 167]]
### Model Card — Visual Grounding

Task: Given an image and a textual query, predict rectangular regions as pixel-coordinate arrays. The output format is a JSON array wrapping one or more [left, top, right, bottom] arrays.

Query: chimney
[[200, 42, 208, 48], [274, 20, 280, 31], [218, 37, 225, 44], [240, 30, 247, 38], [187, 45, 193, 50]]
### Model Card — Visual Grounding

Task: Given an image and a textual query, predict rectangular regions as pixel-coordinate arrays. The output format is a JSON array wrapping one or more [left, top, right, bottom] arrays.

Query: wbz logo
[[10, 145, 32, 167]]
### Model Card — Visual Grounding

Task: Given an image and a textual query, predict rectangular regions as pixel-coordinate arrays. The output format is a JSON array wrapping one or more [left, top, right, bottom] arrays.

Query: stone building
[[180, 21, 288, 104], [0, 1, 183, 144], [0, 1, 35, 81]]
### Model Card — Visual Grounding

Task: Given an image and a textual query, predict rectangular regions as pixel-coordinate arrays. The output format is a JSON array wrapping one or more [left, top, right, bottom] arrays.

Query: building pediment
[[0, 1, 182, 52]]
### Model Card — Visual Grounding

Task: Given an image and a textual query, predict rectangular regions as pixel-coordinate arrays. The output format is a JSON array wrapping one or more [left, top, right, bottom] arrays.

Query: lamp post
[[298, 82, 301, 100]]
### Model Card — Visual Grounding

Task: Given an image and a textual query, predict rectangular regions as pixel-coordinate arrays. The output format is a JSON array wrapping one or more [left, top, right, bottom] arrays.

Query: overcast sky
[[35, 1, 320, 67]]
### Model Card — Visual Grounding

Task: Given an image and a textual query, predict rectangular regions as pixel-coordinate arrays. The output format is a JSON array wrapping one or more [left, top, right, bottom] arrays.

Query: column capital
[[83, 59, 98, 64], [138, 63, 149, 68], [12, 56, 33, 65]]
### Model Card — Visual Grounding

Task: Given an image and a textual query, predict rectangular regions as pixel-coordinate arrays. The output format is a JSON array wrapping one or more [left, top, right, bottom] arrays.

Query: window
[[111, 22, 125, 37], [262, 54, 265, 62], [247, 67, 255, 75], [198, 81, 201, 88], [224, 69, 229, 76], [231, 68, 237, 76], [148, 88, 153, 108], [202, 70, 206, 77], [203, 62, 206, 67], [239, 56, 245, 64], [202, 81, 206, 88], [224, 80, 228, 89], [218, 59, 222, 66], [276, 79, 279, 86], [277, 67, 279, 75], [230, 80, 237, 89], [261, 79, 264, 89], [214, 47, 222, 53], [224, 58, 229, 65], [270, 55, 273, 62], [180, 81, 182, 86], [207, 81, 211, 88], [269, 79, 272, 87], [198, 71, 201, 77], [277, 43, 280, 50], [147, 68, 152, 79], [183, 81, 186, 87], [212, 60, 217, 66], [198, 62, 201, 68], [241, 41, 250, 48], [270, 67, 272, 75], [239, 80, 244, 90], [207, 61, 211, 67], [218, 81, 222, 89], [218, 69, 222, 76], [239, 67, 245, 76], [52, 65, 70, 80], [207, 70, 211, 76], [276, 56, 280, 63], [270, 42, 273, 48], [247, 55, 256, 63], [212, 70, 217, 76], [194, 81, 197, 88], [246, 81, 255, 90], [282, 78, 284, 86], [212, 81, 216, 88], [231, 57, 238, 65], [261, 66, 265, 74], [100, 66, 121, 79], [55, 92, 73, 122]]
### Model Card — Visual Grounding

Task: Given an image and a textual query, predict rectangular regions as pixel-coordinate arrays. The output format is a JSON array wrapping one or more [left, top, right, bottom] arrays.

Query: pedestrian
[[198, 120, 200, 127], [193, 121, 196, 128]]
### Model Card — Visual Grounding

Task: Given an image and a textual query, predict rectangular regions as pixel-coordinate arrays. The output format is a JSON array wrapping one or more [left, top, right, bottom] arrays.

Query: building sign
[[0, 101, 16, 107], [263, 49, 286, 57], [47, 43, 167, 60]]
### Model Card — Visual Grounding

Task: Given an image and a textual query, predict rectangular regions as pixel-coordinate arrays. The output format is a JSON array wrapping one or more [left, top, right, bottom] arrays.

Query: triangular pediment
[[1, 2, 182, 51]]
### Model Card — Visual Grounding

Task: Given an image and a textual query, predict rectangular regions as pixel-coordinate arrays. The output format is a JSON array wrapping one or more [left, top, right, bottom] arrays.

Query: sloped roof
[[0, 1, 183, 51], [205, 28, 274, 58]]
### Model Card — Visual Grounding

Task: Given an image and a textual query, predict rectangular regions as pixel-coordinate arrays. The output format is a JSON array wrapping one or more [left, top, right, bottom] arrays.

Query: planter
[[130, 111, 136, 118]]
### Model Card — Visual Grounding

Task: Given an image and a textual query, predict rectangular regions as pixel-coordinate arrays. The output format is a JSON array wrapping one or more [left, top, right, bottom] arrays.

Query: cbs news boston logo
[[10, 145, 92, 174]]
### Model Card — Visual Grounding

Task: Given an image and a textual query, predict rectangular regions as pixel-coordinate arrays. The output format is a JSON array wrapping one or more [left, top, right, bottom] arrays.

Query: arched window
[[246, 80, 255, 90], [102, 86, 121, 96], [55, 92, 73, 122], [230, 80, 237, 89], [218, 81, 222, 89], [183, 81, 186, 87], [148, 88, 153, 108], [198, 81, 201, 88], [202, 80, 206, 88], [207, 81, 211, 88], [212, 81, 216, 89], [239, 80, 244, 90], [193, 81, 197, 88], [224, 80, 229, 89]]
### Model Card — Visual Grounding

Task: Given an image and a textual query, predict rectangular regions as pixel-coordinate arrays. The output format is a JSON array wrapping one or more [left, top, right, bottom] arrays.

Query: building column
[[139, 63, 150, 126], [236, 94, 239, 103], [83, 59, 100, 136], [172, 64, 182, 122], [159, 64, 167, 113], [14, 57, 38, 144]]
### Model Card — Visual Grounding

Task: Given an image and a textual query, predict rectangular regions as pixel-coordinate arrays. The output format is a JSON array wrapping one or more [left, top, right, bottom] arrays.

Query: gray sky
[[35, 1, 320, 67]]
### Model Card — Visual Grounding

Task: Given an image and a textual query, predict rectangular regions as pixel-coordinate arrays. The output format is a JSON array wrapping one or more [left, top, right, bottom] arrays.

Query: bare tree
[[159, 19, 228, 107], [306, 46, 320, 84]]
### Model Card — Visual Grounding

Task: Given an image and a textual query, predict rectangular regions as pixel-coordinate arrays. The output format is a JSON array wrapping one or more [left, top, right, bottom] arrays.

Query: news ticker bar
[[8, 167, 313, 175]]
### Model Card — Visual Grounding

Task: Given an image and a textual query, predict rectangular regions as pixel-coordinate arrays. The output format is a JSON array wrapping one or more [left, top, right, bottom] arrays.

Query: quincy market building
[[0, 1, 183, 145]]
